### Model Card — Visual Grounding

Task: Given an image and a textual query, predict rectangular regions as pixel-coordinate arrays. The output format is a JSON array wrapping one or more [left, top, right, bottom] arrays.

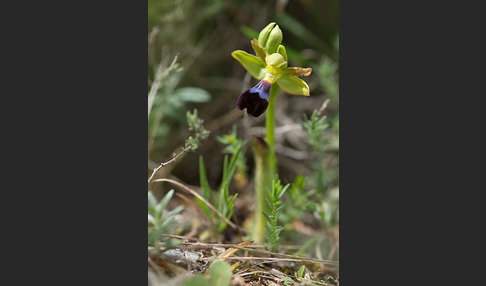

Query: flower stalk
[[252, 136, 271, 244], [265, 83, 280, 178], [232, 22, 312, 244]]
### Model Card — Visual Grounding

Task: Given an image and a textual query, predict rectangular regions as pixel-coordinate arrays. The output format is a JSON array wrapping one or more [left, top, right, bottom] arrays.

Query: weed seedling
[[197, 146, 241, 239], [263, 175, 290, 252], [148, 108, 209, 183], [147, 190, 184, 255]]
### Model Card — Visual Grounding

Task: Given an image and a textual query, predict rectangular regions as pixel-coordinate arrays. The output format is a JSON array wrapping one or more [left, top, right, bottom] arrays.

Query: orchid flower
[[232, 22, 312, 117]]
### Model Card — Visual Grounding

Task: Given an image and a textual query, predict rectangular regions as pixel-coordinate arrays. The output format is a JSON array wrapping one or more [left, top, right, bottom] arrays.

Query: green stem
[[252, 84, 280, 244], [252, 137, 270, 244], [265, 84, 280, 177]]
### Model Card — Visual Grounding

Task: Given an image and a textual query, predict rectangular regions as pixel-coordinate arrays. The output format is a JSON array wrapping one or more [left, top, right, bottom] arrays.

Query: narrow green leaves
[[262, 175, 290, 252], [198, 146, 241, 238], [198, 156, 213, 217], [147, 190, 184, 249]]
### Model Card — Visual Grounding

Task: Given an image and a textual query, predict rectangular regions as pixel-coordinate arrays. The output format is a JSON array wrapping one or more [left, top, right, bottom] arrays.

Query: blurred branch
[[317, 98, 330, 117], [148, 54, 179, 117], [148, 146, 190, 183]]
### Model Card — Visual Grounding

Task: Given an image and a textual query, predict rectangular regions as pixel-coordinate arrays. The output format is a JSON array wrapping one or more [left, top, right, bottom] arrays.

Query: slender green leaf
[[173, 87, 211, 103], [159, 189, 175, 212], [298, 265, 306, 278], [165, 205, 185, 218], [160, 216, 176, 229], [148, 191, 158, 211], [240, 25, 259, 40], [277, 184, 290, 200], [199, 156, 214, 203], [264, 197, 272, 214], [147, 214, 156, 225], [223, 146, 241, 185], [262, 212, 272, 224], [275, 204, 286, 219]]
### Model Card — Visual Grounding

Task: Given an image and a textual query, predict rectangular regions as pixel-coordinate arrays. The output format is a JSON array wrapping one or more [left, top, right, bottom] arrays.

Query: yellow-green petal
[[276, 76, 310, 96], [231, 50, 266, 80], [282, 67, 312, 77], [277, 45, 287, 68]]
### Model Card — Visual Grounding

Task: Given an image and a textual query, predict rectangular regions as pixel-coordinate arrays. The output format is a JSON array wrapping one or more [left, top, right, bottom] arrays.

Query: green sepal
[[231, 50, 266, 80], [251, 39, 267, 64], [276, 76, 310, 96], [282, 67, 312, 77], [277, 45, 287, 68]]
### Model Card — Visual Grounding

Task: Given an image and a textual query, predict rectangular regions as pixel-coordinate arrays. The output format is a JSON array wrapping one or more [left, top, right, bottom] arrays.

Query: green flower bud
[[258, 22, 276, 47], [266, 53, 286, 67], [257, 23, 283, 54], [266, 25, 283, 54]]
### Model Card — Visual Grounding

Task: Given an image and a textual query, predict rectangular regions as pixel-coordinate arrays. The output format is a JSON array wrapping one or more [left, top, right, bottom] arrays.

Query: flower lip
[[237, 79, 272, 117]]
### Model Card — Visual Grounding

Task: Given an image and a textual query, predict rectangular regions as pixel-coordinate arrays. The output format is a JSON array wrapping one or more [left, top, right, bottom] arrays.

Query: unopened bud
[[257, 23, 283, 54], [266, 53, 286, 67], [258, 22, 275, 47]]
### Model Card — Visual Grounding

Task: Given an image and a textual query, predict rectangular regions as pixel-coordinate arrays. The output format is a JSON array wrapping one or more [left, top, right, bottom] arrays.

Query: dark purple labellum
[[237, 79, 272, 117]]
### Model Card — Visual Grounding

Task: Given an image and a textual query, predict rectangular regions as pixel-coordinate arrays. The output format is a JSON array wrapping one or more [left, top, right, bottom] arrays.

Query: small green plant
[[181, 260, 233, 286], [148, 53, 212, 157], [302, 109, 339, 228], [197, 146, 241, 238], [280, 174, 316, 225], [302, 109, 329, 199], [318, 186, 339, 227], [281, 278, 293, 286], [186, 108, 210, 150], [302, 109, 329, 154], [216, 125, 247, 190], [263, 175, 290, 252], [147, 190, 184, 253], [148, 108, 209, 182], [297, 265, 306, 278]]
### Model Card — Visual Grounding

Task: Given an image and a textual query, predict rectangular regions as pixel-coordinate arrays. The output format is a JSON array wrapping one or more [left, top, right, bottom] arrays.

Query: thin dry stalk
[[317, 98, 331, 117], [147, 147, 190, 183], [176, 241, 338, 266]]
